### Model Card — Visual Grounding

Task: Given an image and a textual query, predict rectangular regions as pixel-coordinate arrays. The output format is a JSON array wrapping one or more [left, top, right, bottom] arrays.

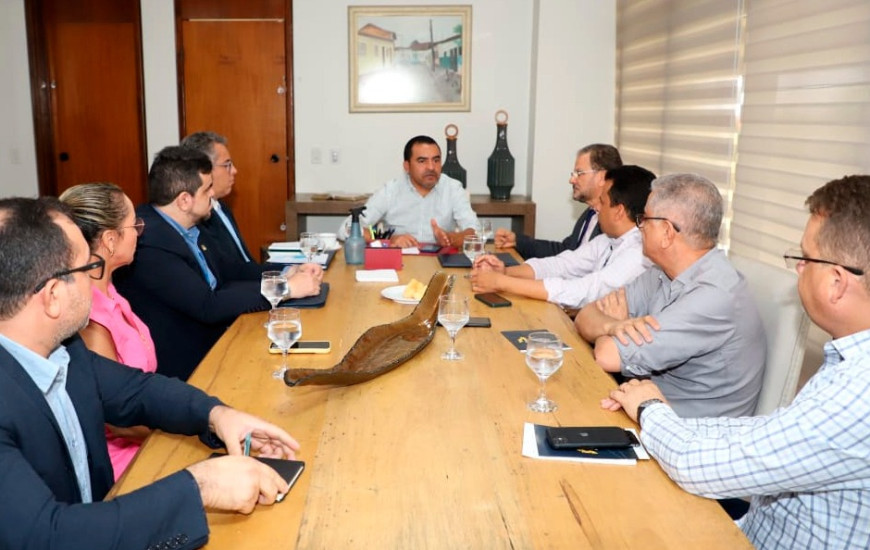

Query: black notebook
[[209, 453, 305, 501], [437, 252, 520, 268], [280, 283, 329, 309]]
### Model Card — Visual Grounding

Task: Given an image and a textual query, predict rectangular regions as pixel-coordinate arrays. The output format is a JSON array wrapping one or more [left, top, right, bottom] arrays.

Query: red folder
[[364, 247, 402, 270]]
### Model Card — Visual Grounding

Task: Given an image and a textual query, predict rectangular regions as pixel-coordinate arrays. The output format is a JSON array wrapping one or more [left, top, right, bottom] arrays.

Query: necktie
[[576, 209, 595, 246]]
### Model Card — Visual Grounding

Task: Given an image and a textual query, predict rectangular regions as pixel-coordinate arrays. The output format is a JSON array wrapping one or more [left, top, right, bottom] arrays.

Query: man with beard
[[337, 135, 479, 248], [0, 197, 299, 550]]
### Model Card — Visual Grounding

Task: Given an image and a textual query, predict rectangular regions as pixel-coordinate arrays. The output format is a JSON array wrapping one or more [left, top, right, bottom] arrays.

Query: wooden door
[[178, 0, 293, 252], [26, 0, 147, 204]]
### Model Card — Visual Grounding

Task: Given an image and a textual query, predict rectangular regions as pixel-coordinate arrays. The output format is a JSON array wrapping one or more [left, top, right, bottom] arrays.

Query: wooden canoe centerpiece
[[283, 272, 454, 386]]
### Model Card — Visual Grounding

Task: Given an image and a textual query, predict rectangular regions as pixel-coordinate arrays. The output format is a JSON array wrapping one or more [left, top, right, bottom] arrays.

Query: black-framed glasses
[[216, 159, 234, 171], [569, 169, 598, 179], [782, 248, 864, 276], [635, 214, 682, 233], [120, 217, 145, 236], [32, 253, 106, 293]]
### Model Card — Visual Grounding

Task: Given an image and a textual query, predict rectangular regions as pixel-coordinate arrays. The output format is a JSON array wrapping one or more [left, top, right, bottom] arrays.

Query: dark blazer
[[199, 200, 273, 281], [0, 336, 222, 550], [515, 209, 601, 260], [115, 204, 270, 380]]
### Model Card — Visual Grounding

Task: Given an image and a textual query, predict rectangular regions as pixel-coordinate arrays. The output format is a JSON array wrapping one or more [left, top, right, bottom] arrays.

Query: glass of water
[[476, 219, 493, 243], [437, 294, 469, 360], [525, 331, 564, 412], [261, 271, 288, 310], [299, 232, 321, 263], [462, 235, 485, 277], [267, 307, 302, 379]]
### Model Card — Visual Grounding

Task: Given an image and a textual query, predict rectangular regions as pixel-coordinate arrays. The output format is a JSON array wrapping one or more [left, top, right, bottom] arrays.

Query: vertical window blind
[[615, 0, 743, 244], [729, 0, 870, 264]]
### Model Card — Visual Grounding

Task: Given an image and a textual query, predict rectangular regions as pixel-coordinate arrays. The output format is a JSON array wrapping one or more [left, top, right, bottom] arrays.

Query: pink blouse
[[89, 283, 158, 481]]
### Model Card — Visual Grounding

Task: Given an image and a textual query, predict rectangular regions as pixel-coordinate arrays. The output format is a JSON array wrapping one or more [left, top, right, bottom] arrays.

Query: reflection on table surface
[[111, 251, 751, 549]]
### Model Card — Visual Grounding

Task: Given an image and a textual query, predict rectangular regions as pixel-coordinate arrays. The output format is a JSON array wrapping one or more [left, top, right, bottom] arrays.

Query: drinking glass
[[462, 235, 485, 277], [267, 308, 302, 379], [299, 232, 321, 263], [437, 294, 469, 360], [525, 331, 564, 412], [260, 271, 289, 310], [476, 219, 493, 243]]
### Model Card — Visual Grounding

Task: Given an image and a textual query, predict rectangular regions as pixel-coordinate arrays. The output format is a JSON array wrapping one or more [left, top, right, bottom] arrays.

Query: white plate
[[381, 285, 420, 305]]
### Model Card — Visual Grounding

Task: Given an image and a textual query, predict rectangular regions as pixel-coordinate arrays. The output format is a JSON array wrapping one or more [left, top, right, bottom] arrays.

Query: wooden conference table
[[112, 252, 751, 549]]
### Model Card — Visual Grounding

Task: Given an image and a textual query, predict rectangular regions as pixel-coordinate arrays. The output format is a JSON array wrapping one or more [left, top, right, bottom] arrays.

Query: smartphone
[[270, 341, 331, 354], [474, 293, 512, 308], [438, 316, 491, 328], [209, 453, 304, 502], [419, 243, 442, 253], [545, 427, 635, 450]]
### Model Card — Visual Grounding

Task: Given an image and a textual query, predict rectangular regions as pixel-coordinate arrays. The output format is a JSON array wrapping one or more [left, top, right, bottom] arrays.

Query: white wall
[[0, 0, 616, 243], [0, 0, 39, 197]]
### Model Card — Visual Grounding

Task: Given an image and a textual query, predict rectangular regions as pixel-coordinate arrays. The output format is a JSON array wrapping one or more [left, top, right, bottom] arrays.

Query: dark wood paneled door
[[178, 0, 293, 253], [26, 0, 147, 204]]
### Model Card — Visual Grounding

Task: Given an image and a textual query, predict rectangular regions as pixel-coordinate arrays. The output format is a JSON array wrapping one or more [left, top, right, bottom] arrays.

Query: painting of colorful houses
[[348, 5, 471, 112]]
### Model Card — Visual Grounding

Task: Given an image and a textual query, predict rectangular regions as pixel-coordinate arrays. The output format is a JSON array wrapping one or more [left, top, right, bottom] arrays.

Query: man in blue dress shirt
[[605, 175, 870, 549]]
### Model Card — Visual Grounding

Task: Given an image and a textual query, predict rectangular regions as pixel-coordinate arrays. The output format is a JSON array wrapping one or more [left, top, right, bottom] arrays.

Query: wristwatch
[[636, 398, 664, 426]]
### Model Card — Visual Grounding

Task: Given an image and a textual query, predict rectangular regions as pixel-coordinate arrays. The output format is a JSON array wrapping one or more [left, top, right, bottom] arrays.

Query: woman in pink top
[[60, 183, 157, 480]]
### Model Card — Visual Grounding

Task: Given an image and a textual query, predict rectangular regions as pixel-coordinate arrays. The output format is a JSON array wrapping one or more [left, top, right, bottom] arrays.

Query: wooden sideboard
[[285, 193, 536, 240]]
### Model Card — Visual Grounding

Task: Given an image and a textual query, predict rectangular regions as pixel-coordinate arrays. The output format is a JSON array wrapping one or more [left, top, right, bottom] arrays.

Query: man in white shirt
[[337, 135, 479, 248], [470, 165, 655, 309]]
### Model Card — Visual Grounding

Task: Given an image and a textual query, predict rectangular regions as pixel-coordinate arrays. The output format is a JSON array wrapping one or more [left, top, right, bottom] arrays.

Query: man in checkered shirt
[[603, 174, 870, 549]]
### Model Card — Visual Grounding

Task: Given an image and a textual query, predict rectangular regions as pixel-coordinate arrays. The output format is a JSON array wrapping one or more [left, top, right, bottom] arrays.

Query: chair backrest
[[730, 254, 810, 415]]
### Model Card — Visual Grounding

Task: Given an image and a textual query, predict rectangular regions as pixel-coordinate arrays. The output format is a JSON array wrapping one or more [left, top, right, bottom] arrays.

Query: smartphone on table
[[438, 316, 491, 328], [545, 426, 635, 450], [270, 341, 331, 354], [474, 293, 512, 308]]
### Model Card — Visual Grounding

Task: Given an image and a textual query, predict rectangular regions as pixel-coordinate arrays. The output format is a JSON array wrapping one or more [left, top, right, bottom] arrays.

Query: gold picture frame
[[348, 5, 471, 113]]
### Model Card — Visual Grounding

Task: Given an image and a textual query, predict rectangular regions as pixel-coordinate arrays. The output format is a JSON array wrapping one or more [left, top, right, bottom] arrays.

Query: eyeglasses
[[782, 248, 864, 276], [33, 253, 106, 293], [216, 159, 234, 171], [120, 217, 145, 236], [569, 169, 598, 179], [635, 214, 682, 233]]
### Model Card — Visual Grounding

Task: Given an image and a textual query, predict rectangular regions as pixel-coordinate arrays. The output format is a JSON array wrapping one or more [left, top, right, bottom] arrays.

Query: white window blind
[[616, 0, 743, 244], [730, 0, 870, 264]]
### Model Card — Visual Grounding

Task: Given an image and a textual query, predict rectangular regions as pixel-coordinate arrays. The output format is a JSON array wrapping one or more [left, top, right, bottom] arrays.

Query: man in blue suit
[[493, 143, 623, 259], [0, 197, 299, 550], [115, 146, 321, 380]]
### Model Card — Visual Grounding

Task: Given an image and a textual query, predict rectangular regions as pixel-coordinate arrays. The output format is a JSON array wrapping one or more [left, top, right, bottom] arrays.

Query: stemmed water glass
[[462, 235, 485, 277], [437, 294, 469, 360], [476, 219, 493, 244], [267, 308, 302, 379], [525, 331, 564, 412], [299, 232, 321, 263], [261, 271, 288, 310]]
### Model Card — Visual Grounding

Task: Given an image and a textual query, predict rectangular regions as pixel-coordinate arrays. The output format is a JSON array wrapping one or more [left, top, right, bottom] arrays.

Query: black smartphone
[[474, 293, 512, 308], [270, 341, 331, 354], [209, 453, 304, 502], [545, 427, 634, 450], [438, 316, 491, 328], [419, 243, 442, 253]]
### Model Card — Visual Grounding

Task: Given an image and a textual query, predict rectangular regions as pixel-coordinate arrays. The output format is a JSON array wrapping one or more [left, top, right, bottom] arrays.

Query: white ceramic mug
[[317, 232, 338, 250]]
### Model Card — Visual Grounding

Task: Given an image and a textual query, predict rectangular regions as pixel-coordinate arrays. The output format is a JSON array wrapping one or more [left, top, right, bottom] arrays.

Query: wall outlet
[[311, 147, 322, 164], [330, 149, 340, 164]]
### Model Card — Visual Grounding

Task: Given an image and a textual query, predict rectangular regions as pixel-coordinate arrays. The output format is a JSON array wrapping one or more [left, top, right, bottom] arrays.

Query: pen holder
[[364, 247, 402, 270]]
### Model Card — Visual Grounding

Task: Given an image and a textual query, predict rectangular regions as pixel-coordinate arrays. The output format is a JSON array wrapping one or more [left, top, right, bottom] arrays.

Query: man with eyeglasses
[[493, 143, 622, 259], [603, 175, 870, 549], [114, 146, 321, 380], [470, 165, 654, 309], [575, 173, 766, 418], [0, 197, 300, 550]]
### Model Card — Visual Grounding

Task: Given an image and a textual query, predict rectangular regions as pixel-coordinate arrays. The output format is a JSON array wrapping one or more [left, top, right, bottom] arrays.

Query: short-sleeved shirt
[[337, 174, 479, 243], [617, 248, 766, 417]]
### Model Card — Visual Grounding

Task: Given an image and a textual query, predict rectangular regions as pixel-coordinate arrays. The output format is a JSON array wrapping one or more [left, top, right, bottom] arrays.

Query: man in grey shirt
[[575, 173, 766, 418], [337, 135, 478, 248]]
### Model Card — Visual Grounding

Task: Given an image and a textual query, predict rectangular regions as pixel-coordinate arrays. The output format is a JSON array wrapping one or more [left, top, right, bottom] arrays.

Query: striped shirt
[[639, 328, 870, 549]]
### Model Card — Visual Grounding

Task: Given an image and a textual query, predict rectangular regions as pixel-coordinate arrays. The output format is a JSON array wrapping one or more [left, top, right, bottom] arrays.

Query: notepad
[[521, 423, 649, 465], [355, 269, 399, 282]]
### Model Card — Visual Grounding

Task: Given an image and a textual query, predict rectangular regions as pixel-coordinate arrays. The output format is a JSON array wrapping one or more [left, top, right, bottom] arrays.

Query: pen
[[369, 226, 375, 239], [243, 432, 251, 456]]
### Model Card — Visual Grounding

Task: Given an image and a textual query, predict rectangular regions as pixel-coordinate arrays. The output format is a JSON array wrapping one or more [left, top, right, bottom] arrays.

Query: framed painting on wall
[[348, 5, 471, 112]]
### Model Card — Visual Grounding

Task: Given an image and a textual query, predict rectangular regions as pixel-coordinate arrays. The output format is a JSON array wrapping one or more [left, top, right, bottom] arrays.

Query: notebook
[[437, 252, 520, 268], [280, 283, 329, 309]]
